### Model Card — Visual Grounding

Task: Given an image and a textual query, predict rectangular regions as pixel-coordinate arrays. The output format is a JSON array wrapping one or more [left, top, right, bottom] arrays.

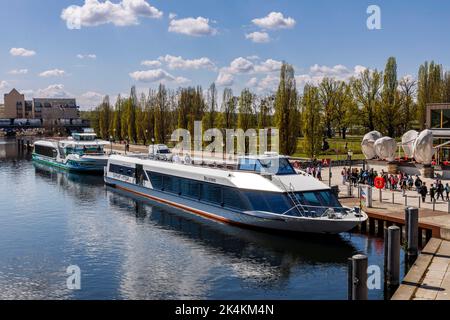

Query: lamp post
[[109, 135, 113, 155], [348, 150, 354, 196]]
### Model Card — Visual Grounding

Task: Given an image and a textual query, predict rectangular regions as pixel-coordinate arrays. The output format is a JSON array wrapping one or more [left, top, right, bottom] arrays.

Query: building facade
[[2, 88, 79, 120], [426, 103, 450, 129]]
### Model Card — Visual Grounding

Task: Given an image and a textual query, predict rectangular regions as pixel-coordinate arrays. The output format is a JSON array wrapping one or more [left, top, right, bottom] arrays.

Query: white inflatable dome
[[361, 131, 383, 160], [374, 137, 397, 162], [402, 130, 419, 158], [413, 130, 435, 165]]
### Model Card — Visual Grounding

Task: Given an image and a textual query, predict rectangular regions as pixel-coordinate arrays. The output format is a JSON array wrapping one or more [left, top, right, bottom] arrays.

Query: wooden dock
[[340, 198, 450, 242], [392, 238, 450, 300], [340, 197, 450, 300]]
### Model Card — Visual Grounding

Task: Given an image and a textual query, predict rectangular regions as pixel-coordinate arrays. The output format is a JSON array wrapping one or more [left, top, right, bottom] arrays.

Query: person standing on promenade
[[445, 183, 450, 201], [430, 184, 436, 202], [437, 181, 445, 201], [420, 183, 428, 203]]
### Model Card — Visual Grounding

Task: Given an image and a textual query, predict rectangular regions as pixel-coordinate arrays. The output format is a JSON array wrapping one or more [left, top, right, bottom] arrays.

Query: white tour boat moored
[[104, 151, 368, 234]]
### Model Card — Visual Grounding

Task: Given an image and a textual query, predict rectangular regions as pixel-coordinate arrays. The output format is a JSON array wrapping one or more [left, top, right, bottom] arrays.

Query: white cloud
[[245, 31, 271, 43], [8, 69, 29, 75], [0, 80, 10, 90], [216, 72, 234, 87], [168, 16, 217, 36], [254, 59, 283, 73], [246, 77, 258, 87], [220, 57, 282, 75], [129, 68, 190, 84], [252, 12, 296, 30], [141, 59, 162, 68], [10, 48, 36, 57], [295, 64, 368, 88], [228, 57, 255, 74], [169, 13, 177, 20], [158, 54, 216, 70], [35, 84, 72, 98], [246, 55, 260, 61], [39, 69, 67, 78], [77, 53, 97, 59], [78, 91, 105, 108], [61, 0, 163, 29]]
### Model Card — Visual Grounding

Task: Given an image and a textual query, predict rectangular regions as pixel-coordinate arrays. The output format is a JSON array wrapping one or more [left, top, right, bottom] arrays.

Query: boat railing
[[281, 204, 351, 218]]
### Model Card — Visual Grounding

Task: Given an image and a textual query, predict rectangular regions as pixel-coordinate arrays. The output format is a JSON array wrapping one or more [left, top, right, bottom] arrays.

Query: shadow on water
[[106, 186, 359, 266], [0, 137, 33, 162]]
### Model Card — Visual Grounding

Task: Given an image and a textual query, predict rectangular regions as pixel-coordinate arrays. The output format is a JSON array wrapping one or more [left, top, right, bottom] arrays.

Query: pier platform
[[392, 238, 450, 300]]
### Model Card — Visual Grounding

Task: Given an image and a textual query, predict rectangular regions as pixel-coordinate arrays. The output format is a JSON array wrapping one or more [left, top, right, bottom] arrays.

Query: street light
[[109, 135, 113, 155], [348, 150, 354, 196]]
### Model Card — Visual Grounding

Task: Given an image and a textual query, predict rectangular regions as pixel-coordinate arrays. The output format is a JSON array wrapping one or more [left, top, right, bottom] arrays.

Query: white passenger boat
[[104, 152, 367, 234], [32, 132, 110, 173]]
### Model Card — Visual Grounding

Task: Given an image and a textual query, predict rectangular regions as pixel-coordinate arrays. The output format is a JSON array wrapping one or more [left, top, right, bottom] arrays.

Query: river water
[[0, 138, 404, 300]]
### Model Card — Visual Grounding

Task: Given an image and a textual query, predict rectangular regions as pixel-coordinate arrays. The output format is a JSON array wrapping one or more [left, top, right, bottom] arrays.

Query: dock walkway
[[392, 238, 450, 300]]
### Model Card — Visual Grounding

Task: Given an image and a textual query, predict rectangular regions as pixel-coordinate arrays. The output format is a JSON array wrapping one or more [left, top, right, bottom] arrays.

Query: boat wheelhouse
[[105, 153, 367, 234], [32, 133, 110, 173]]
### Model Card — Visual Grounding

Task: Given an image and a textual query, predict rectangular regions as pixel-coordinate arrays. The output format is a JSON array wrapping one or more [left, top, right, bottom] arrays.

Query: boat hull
[[105, 176, 366, 234], [32, 154, 107, 173]]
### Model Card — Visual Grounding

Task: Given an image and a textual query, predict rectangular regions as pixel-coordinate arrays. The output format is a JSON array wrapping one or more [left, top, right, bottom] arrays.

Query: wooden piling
[[368, 217, 376, 235], [406, 207, 419, 258], [351, 254, 368, 300], [386, 226, 400, 287]]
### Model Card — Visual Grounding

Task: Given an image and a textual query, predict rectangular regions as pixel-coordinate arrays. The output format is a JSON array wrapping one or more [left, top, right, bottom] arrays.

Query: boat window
[[259, 158, 296, 175], [245, 191, 272, 212], [109, 164, 135, 177], [148, 172, 163, 190], [163, 176, 181, 194], [201, 183, 222, 205], [263, 193, 291, 214], [301, 192, 322, 207], [34, 145, 57, 159], [317, 190, 340, 207], [223, 187, 249, 210], [181, 179, 201, 199], [238, 159, 258, 172]]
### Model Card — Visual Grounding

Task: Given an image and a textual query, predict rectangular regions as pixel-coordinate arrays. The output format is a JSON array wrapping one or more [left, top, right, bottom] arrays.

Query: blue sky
[[1, 0, 450, 109]]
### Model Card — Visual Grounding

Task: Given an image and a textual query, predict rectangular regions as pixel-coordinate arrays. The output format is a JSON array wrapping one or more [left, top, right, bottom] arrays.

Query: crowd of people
[[341, 167, 450, 203]]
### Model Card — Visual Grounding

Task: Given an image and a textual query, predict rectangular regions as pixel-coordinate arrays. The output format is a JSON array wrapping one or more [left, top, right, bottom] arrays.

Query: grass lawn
[[293, 136, 365, 160]]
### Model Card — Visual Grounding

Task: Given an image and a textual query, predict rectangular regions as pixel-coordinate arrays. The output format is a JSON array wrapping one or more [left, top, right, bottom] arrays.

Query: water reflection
[[0, 137, 389, 300]]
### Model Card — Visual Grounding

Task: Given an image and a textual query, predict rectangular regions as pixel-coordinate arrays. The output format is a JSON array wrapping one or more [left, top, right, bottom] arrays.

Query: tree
[[417, 61, 443, 129], [399, 76, 417, 133], [319, 78, 339, 138], [204, 83, 217, 130], [258, 95, 274, 129], [301, 84, 323, 158], [351, 69, 383, 131], [154, 84, 169, 143], [333, 82, 359, 139], [379, 57, 401, 137], [218, 88, 237, 129], [274, 62, 299, 155], [98, 95, 111, 139], [111, 94, 123, 140], [237, 88, 256, 132], [443, 72, 450, 103]]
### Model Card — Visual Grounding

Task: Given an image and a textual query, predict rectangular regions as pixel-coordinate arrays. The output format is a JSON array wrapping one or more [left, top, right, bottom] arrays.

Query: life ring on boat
[[374, 177, 385, 189]]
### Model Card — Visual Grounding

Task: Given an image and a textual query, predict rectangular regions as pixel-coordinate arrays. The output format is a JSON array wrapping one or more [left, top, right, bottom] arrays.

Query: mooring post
[[448, 200, 450, 214], [369, 217, 376, 234], [348, 258, 353, 300], [418, 196, 421, 209], [405, 207, 419, 258], [351, 254, 368, 300], [379, 189, 382, 203], [386, 226, 400, 287], [433, 199, 436, 212], [384, 227, 388, 276], [405, 195, 408, 206], [392, 193, 395, 204]]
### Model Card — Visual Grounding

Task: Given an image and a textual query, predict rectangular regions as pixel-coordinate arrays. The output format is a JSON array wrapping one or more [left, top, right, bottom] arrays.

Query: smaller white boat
[[32, 132, 110, 173]]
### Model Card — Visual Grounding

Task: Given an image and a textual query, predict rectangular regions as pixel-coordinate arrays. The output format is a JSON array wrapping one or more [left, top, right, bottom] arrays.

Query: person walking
[[446, 183, 450, 201], [437, 181, 445, 201], [420, 183, 428, 203], [430, 184, 436, 203]]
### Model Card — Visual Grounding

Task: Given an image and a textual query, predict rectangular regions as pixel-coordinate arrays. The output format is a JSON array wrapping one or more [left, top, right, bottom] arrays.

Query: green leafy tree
[[274, 63, 299, 155], [301, 84, 323, 158], [417, 61, 443, 129]]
